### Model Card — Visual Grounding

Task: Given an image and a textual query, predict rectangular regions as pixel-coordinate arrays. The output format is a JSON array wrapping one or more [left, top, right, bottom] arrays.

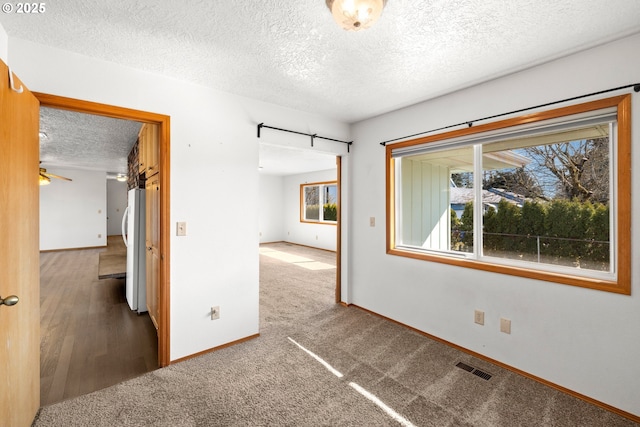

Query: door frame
[[34, 92, 171, 367], [335, 155, 342, 303]]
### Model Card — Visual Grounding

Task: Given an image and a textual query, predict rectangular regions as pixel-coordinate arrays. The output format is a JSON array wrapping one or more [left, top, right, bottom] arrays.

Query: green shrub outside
[[323, 203, 337, 221], [306, 203, 337, 221], [452, 199, 609, 267]]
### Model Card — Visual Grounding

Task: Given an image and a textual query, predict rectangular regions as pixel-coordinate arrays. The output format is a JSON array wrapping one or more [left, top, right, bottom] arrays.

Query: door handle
[[0, 295, 19, 306]]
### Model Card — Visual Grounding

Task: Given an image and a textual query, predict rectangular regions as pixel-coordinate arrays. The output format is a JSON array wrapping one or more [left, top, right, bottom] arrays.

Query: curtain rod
[[380, 83, 640, 146], [257, 123, 353, 152]]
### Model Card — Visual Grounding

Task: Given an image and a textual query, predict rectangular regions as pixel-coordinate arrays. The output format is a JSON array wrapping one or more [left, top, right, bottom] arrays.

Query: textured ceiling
[[39, 107, 142, 175], [39, 107, 334, 176], [4, 1, 640, 174], [3, 0, 640, 123]]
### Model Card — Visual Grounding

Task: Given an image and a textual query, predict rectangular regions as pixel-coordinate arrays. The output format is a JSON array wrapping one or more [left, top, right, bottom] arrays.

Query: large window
[[386, 95, 631, 294], [301, 181, 338, 224]]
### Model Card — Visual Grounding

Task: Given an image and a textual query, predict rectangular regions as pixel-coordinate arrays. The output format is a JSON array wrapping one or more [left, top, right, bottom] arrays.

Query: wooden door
[[145, 173, 160, 330], [146, 124, 159, 176], [138, 124, 147, 174], [0, 62, 41, 426], [138, 123, 159, 176]]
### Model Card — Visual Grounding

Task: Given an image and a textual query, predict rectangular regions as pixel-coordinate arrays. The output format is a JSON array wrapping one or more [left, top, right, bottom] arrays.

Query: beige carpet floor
[[32, 242, 637, 426]]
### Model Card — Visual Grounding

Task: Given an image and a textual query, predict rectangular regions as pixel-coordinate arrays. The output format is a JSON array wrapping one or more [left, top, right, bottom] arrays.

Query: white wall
[[40, 168, 107, 250], [350, 33, 640, 417], [283, 169, 337, 251], [0, 22, 7, 62], [106, 179, 127, 236], [258, 174, 284, 243], [8, 37, 351, 361], [259, 168, 340, 251]]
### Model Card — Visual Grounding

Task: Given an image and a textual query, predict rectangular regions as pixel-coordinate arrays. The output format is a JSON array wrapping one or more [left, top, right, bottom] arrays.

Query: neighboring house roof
[[450, 187, 527, 206]]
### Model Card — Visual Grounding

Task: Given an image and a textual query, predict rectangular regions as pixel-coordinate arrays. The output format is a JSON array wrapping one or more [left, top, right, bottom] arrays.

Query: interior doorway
[[34, 93, 171, 401], [258, 143, 342, 304]]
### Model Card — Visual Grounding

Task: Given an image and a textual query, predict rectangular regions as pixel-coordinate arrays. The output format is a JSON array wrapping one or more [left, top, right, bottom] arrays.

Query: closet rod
[[379, 82, 640, 146], [257, 123, 353, 152]]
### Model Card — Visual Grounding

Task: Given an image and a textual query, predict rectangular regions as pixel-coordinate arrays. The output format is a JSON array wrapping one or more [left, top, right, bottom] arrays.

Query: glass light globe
[[326, 0, 387, 31]]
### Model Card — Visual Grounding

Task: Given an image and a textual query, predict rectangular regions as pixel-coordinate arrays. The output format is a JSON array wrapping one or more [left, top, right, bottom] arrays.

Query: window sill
[[300, 220, 337, 226], [387, 247, 629, 295]]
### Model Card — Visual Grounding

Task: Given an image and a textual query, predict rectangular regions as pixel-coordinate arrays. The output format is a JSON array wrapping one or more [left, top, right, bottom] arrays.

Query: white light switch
[[369, 217, 375, 227], [176, 222, 187, 236]]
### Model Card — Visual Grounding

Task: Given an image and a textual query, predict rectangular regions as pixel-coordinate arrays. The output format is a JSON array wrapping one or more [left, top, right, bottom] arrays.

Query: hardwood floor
[[39, 242, 157, 406]]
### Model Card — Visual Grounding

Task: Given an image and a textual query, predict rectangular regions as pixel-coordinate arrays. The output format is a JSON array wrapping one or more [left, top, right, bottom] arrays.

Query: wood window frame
[[386, 95, 631, 295]]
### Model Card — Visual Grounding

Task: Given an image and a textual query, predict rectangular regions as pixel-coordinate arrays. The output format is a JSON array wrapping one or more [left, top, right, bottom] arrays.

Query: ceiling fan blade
[[43, 172, 73, 181]]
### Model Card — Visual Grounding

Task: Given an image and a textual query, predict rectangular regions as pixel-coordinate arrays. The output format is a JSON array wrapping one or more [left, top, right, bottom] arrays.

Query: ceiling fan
[[39, 166, 72, 186]]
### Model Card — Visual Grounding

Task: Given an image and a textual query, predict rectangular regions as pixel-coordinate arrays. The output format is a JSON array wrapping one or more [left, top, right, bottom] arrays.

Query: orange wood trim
[[301, 180, 339, 186], [336, 156, 342, 303], [33, 92, 168, 124], [34, 92, 173, 367], [615, 95, 631, 295], [159, 115, 171, 367], [348, 303, 640, 424], [261, 240, 337, 253], [387, 95, 628, 150], [386, 144, 395, 253], [40, 245, 106, 253], [385, 94, 632, 294], [280, 241, 337, 253], [170, 334, 260, 365], [387, 248, 627, 294], [300, 220, 338, 226], [299, 182, 304, 223]]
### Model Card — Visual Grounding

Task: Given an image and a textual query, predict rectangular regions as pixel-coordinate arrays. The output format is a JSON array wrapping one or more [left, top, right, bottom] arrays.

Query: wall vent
[[456, 362, 492, 380]]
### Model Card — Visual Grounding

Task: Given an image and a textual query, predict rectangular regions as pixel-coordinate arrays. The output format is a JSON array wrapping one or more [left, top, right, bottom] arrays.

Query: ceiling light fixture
[[39, 174, 51, 186], [116, 174, 127, 182], [326, 0, 387, 31]]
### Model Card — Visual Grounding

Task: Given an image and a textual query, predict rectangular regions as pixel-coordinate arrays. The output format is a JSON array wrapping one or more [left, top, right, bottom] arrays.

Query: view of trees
[[452, 137, 610, 202], [304, 186, 320, 220], [482, 167, 544, 199], [450, 137, 611, 271], [523, 137, 609, 203]]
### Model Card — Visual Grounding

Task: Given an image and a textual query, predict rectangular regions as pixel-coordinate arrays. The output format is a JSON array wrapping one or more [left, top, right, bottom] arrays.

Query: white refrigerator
[[121, 188, 147, 313]]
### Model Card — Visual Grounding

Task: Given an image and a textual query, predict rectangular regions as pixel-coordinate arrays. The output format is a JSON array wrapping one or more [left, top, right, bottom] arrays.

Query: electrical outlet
[[370, 217, 375, 227], [474, 310, 484, 325], [500, 318, 511, 334], [211, 306, 220, 320]]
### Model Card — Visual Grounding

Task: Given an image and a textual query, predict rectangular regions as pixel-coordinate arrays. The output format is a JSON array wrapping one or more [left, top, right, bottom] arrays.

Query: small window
[[386, 95, 631, 294], [301, 181, 338, 224]]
